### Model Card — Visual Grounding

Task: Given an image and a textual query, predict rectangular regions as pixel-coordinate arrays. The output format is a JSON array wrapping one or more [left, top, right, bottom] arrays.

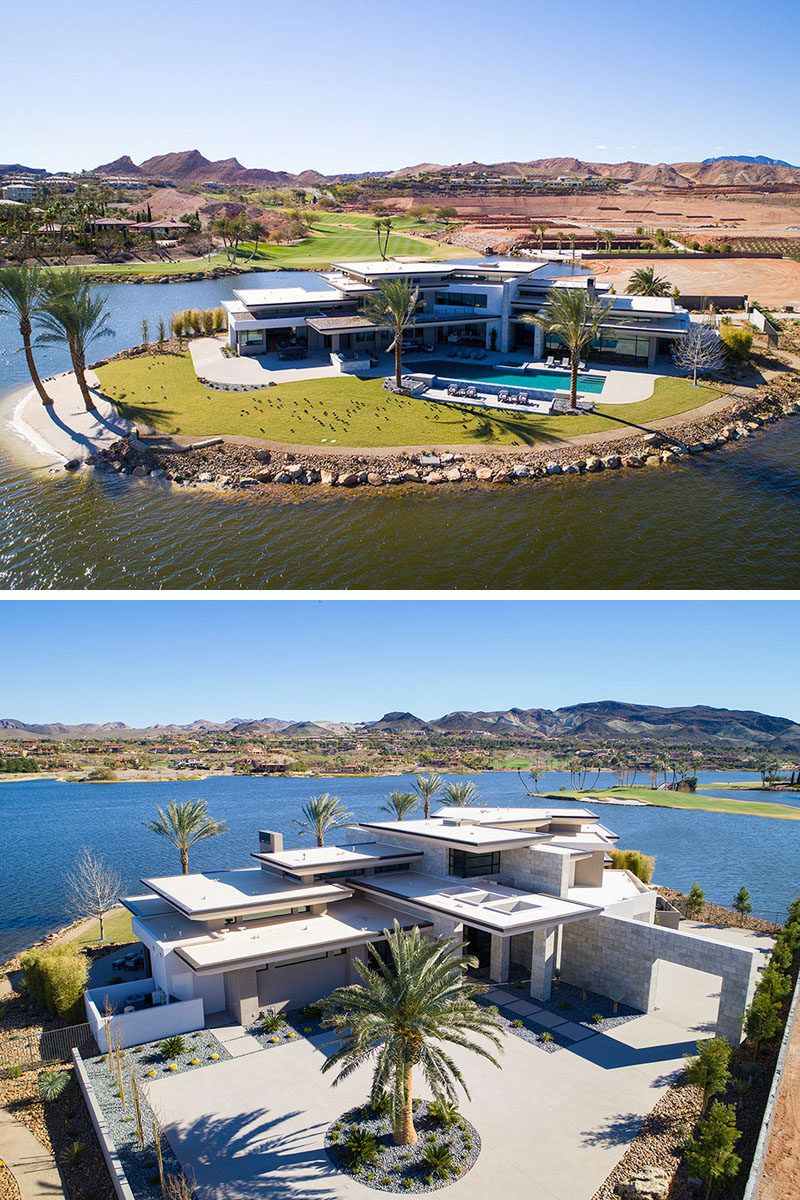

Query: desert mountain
[[702, 155, 796, 168], [94, 154, 145, 177]]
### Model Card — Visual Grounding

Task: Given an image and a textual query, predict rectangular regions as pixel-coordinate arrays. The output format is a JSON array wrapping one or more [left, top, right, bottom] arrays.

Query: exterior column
[[489, 935, 510, 984], [647, 337, 657, 368], [530, 927, 556, 1002]]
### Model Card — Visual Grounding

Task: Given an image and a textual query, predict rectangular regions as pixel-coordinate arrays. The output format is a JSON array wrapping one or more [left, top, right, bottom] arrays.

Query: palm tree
[[38, 271, 114, 412], [363, 279, 421, 388], [374, 217, 393, 260], [626, 266, 671, 297], [322, 921, 504, 1146], [568, 233, 577, 263], [523, 287, 609, 410], [411, 773, 442, 818], [0, 266, 53, 405], [246, 219, 266, 261], [379, 791, 419, 820], [142, 799, 229, 875], [441, 780, 480, 806], [293, 793, 353, 846], [593, 229, 603, 252], [531, 223, 546, 251]]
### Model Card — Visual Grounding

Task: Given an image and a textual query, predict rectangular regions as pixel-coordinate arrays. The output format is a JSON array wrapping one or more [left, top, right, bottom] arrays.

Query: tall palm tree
[[523, 287, 609, 410], [142, 799, 229, 875], [322, 921, 504, 1146], [441, 780, 480, 807], [412, 773, 442, 819], [246, 219, 266, 261], [38, 270, 114, 411], [0, 266, 53, 405], [626, 266, 671, 297], [363, 279, 421, 388], [293, 793, 353, 846], [379, 790, 419, 820]]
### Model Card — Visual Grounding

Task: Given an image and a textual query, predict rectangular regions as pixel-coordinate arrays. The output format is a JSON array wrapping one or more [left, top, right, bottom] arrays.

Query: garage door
[[256, 950, 349, 1012]]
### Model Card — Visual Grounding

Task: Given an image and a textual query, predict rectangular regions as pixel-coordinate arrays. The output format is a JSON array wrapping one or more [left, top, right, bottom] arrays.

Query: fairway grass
[[553, 786, 800, 821], [97, 352, 721, 449]]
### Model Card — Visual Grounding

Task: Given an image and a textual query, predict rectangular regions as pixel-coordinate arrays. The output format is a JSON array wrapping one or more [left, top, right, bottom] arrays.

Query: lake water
[[1, 274, 800, 588], [2, 770, 797, 962]]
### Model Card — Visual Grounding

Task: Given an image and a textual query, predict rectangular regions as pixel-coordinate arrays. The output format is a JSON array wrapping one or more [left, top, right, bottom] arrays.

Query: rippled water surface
[[2, 276, 800, 589], [2, 770, 797, 961]]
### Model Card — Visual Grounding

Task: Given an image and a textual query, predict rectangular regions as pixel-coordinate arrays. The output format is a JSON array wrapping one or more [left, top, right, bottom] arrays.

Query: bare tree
[[673, 323, 725, 386], [64, 847, 122, 940]]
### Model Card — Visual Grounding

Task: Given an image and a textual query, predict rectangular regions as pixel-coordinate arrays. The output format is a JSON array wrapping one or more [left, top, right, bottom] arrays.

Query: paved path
[[146, 959, 732, 1200], [0, 1110, 65, 1200], [11, 372, 133, 463]]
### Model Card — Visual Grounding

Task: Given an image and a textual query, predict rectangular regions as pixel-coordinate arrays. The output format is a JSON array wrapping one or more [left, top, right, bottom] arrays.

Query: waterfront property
[[101, 806, 760, 1049], [221, 256, 691, 370]]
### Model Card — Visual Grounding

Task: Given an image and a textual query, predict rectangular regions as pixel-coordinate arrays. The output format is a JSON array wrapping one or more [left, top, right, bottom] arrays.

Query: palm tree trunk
[[21, 323, 53, 405], [180, 848, 189, 875], [570, 352, 579, 410], [71, 344, 96, 412], [395, 337, 402, 389], [395, 1066, 417, 1145]]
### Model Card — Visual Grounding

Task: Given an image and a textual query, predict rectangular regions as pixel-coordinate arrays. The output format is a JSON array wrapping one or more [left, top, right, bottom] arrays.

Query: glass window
[[435, 290, 488, 309], [448, 849, 501, 878], [373, 862, 410, 874], [241, 330, 264, 346]]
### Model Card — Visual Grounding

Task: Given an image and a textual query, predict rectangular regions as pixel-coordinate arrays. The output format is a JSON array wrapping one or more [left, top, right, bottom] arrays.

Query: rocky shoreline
[[73, 372, 800, 494]]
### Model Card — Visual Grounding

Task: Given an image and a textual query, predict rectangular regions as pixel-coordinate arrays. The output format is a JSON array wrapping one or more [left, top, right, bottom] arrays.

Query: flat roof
[[356, 818, 548, 851], [140, 867, 349, 919], [232, 287, 340, 307], [432, 805, 600, 825], [355, 871, 602, 935], [332, 260, 457, 277], [305, 314, 380, 333], [173, 898, 423, 973], [251, 841, 424, 875]]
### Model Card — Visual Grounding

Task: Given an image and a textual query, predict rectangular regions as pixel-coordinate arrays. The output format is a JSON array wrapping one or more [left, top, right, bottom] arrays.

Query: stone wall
[[500, 844, 571, 896], [560, 914, 759, 1042]]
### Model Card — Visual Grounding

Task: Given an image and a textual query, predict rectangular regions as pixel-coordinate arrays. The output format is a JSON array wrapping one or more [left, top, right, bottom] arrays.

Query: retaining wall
[[73, 1050, 136, 1200]]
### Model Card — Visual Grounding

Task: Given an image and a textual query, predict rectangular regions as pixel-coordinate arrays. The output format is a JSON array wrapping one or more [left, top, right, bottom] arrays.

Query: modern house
[[221, 257, 691, 368], [88, 805, 759, 1049]]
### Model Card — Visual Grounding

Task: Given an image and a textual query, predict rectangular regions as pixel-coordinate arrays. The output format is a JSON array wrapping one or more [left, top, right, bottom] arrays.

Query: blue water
[[2, 770, 797, 961], [424, 359, 607, 394]]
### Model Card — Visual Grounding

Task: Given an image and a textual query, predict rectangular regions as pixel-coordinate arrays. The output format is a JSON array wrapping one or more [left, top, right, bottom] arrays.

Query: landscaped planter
[[476, 979, 640, 1052], [81, 1030, 232, 1200], [247, 1007, 328, 1050], [324, 1100, 481, 1193]]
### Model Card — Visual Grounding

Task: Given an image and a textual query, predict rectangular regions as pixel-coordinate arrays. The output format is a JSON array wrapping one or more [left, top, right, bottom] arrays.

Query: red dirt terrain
[[757, 1004, 800, 1200], [584, 256, 800, 308]]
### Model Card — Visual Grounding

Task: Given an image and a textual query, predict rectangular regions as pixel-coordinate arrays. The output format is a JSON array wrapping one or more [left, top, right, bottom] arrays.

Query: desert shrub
[[590, 1013, 604, 1025], [428, 1099, 459, 1126], [59, 1141, 85, 1167], [20, 945, 87, 1019], [370, 1091, 392, 1117], [539, 1031, 554, 1043], [421, 1140, 453, 1178], [608, 848, 655, 883], [720, 325, 753, 361], [344, 1127, 379, 1167], [511, 1018, 523, 1028], [37, 1069, 71, 1101], [259, 1008, 285, 1033], [303, 1001, 324, 1020], [158, 1035, 186, 1059]]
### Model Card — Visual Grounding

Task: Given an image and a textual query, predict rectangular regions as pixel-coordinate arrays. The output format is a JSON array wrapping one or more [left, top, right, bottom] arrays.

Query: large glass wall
[[543, 331, 653, 366]]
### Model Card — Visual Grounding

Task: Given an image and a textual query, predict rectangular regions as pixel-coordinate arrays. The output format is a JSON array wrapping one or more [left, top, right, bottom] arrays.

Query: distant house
[[2, 183, 35, 203], [134, 219, 191, 238]]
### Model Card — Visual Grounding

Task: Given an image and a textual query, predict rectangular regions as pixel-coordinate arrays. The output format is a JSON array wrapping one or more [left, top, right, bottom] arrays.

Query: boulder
[[562, 463, 580, 474], [617, 1166, 670, 1200], [512, 464, 529, 477], [216, 475, 231, 486], [687, 443, 706, 455], [337, 472, 360, 487], [367, 472, 384, 485], [440, 452, 455, 464], [419, 454, 440, 466], [660, 450, 677, 463], [273, 471, 292, 483], [239, 476, 258, 486], [445, 467, 463, 482], [584, 456, 603, 472], [425, 472, 445, 484], [64, 458, 82, 472], [643, 432, 663, 446], [287, 463, 304, 477], [645, 455, 661, 467], [602, 454, 621, 469], [622, 455, 643, 468], [149, 468, 167, 479], [132, 465, 149, 477], [320, 470, 336, 485], [475, 466, 494, 481], [256, 469, 273, 483], [544, 461, 562, 476], [493, 470, 513, 483], [402, 469, 421, 482]]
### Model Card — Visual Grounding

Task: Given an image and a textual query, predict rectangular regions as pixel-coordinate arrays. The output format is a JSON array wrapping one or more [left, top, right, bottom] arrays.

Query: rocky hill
[[3, 702, 799, 750]]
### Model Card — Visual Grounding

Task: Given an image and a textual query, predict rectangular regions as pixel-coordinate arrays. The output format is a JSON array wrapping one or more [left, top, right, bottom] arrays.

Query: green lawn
[[51, 254, 233, 278], [73, 907, 134, 946], [97, 353, 721, 449], [551, 786, 800, 821]]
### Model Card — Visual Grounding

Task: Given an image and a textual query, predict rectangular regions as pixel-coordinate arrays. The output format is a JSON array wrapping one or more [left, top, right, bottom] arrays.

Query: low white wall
[[86, 978, 205, 1051], [73, 1050, 136, 1200]]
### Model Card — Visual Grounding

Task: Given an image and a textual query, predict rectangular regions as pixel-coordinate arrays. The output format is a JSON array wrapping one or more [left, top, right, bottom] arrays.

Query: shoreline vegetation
[[544, 785, 800, 821]]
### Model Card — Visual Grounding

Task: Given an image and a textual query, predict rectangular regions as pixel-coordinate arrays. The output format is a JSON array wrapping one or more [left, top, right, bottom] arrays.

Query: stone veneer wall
[[348, 826, 450, 878], [560, 913, 760, 1042], [499, 844, 571, 897]]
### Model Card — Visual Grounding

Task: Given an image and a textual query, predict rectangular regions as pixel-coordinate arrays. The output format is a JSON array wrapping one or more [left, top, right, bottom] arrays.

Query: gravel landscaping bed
[[475, 980, 640, 1053], [324, 1100, 481, 1193], [81, 1030, 232, 1200], [246, 1007, 329, 1051]]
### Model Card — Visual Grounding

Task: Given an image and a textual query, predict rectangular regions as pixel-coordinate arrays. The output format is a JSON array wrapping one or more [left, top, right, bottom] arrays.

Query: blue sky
[[1, 599, 798, 725], [3, 0, 798, 174]]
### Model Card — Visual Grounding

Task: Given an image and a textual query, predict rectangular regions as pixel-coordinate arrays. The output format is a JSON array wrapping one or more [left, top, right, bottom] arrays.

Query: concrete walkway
[[147, 958, 731, 1200], [11, 372, 133, 463], [0, 1109, 65, 1200]]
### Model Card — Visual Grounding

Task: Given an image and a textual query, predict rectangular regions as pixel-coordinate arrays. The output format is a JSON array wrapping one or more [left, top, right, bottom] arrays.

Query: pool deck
[[188, 338, 665, 405]]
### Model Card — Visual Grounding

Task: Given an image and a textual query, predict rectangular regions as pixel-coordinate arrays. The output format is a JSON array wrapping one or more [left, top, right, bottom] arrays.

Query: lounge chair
[[578, 360, 586, 370], [561, 357, 570, 369], [447, 384, 458, 396], [545, 355, 555, 368], [466, 386, 478, 398], [498, 390, 509, 402]]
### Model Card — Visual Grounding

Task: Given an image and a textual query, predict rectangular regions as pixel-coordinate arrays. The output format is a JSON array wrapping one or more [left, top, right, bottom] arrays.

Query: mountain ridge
[[2, 702, 799, 751]]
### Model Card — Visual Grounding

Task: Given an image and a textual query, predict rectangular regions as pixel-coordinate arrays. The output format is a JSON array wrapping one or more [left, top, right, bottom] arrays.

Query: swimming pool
[[423, 359, 607, 394]]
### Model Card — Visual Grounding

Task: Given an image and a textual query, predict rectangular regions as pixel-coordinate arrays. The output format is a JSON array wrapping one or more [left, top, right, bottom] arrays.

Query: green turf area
[[552, 786, 800, 821], [97, 353, 721, 449], [49, 254, 233, 277], [235, 211, 470, 269], [73, 908, 134, 946]]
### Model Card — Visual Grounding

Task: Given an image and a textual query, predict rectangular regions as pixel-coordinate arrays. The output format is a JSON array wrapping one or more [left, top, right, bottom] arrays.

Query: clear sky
[[3, 0, 798, 174], [1, 598, 798, 725]]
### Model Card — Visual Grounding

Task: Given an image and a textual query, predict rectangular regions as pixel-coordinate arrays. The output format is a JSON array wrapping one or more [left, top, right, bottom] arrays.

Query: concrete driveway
[[144, 946, 757, 1200]]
